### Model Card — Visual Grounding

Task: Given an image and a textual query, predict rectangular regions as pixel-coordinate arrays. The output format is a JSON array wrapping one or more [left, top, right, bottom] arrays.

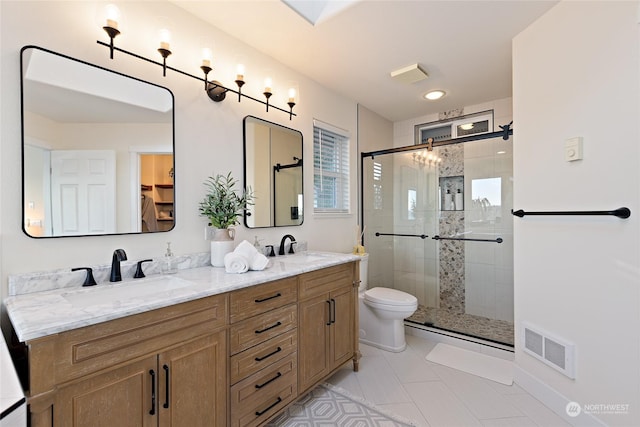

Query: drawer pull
[[255, 346, 282, 362], [330, 298, 336, 324], [255, 293, 282, 303], [255, 321, 282, 334], [149, 369, 156, 415], [255, 372, 282, 389], [326, 300, 332, 326], [163, 364, 170, 409], [255, 397, 282, 416]]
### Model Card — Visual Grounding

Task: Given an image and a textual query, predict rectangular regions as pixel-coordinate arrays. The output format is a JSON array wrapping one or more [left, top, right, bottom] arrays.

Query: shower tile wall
[[436, 145, 465, 313]]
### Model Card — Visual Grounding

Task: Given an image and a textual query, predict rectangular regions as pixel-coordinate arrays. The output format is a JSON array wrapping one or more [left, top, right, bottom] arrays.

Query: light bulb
[[201, 48, 212, 67], [288, 87, 296, 103], [104, 4, 120, 29], [264, 77, 272, 93], [236, 63, 245, 81], [159, 28, 171, 50]]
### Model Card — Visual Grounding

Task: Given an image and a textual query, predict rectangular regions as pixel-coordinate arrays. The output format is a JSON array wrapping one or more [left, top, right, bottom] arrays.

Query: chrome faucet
[[110, 249, 128, 282], [279, 234, 296, 256]]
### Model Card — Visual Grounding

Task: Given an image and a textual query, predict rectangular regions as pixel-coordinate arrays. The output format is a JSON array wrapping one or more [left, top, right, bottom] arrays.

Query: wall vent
[[522, 322, 575, 379]]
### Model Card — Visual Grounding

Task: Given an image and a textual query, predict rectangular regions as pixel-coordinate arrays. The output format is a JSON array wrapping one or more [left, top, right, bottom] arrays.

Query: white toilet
[[358, 254, 418, 352]]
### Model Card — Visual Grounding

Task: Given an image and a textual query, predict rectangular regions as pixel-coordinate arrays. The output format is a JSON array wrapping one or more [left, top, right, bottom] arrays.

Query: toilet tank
[[358, 253, 369, 292]]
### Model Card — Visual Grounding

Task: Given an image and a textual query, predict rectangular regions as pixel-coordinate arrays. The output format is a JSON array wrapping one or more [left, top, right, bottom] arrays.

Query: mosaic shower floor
[[406, 305, 514, 346]]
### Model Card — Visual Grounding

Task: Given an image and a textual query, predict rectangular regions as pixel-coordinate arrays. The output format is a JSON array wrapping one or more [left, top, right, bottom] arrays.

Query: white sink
[[62, 276, 194, 307], [280, 253, 329, 264]]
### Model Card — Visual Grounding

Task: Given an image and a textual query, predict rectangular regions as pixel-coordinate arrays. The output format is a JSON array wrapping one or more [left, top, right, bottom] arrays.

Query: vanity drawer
[[229, 304, 297, 355], [50, 294, 227, 385], [230, 329, 297, 385], [229, 277, 297, 323], [230, 353, 297, 427], [299, 262, 355, 299]]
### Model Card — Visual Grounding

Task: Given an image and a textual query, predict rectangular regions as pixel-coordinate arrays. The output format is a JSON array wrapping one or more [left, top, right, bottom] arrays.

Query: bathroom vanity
[[4, 252, 360, 427]]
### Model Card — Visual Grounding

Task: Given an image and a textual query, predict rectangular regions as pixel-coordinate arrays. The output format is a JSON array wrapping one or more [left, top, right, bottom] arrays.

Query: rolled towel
[[224, 252, 249, 274], [250, 253, 269, 271], [234, 240, 259, 260]]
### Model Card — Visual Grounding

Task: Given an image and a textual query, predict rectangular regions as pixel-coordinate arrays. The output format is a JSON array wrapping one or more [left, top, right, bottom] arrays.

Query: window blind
[[313, 121, 350, 213]]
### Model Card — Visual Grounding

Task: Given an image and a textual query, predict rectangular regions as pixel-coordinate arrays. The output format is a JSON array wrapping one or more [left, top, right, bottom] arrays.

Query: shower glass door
[[362, 135, 514, 346]]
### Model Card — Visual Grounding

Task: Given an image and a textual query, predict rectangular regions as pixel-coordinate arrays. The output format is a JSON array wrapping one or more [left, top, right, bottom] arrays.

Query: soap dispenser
[[162, 242, 177, 274]]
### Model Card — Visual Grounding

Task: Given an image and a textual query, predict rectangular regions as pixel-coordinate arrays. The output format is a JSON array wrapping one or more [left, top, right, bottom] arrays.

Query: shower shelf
[[374, 232, 428, 239], [432, 235, 503, 243], [511, 207, 630, 219]]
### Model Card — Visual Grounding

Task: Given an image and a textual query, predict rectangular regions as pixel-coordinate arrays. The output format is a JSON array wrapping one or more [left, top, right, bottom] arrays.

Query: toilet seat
[[364, 287, 417, 307]]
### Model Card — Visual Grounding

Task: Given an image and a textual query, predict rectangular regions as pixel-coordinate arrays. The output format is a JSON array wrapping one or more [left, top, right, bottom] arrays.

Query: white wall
[[0, 1, 359, 326], [513, 1, 640, 425]]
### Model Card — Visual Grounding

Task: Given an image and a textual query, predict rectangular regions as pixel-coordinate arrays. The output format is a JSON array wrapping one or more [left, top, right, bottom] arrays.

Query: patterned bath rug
[[265, 382, 420, 426]]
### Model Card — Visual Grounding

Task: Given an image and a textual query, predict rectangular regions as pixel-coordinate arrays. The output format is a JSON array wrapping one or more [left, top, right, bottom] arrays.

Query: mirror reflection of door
[[49, 150, 116, 236], [140, 154, 174, 232]]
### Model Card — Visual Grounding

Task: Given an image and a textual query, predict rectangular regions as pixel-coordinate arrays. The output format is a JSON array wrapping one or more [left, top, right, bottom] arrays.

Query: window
[[414, 111, 494, 145], [313, 120, 350, 213]]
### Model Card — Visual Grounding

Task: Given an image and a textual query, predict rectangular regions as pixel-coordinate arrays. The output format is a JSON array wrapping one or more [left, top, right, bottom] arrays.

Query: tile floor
[[327, 334, 570, 427]]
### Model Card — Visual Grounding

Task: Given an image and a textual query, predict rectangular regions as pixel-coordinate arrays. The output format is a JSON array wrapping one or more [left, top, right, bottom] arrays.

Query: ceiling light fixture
[[424, 90, 445, 100]]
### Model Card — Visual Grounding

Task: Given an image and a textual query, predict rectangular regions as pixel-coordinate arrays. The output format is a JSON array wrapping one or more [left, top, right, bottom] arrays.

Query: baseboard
[[513, 365, 606, 427]]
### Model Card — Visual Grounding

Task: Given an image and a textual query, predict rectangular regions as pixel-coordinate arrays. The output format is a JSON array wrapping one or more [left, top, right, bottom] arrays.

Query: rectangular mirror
[[21, 46, 175, 237], [243, 116, 303, 228]]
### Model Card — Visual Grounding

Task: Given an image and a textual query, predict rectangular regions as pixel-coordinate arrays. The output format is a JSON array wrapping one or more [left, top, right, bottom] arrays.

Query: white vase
[[210, 228, 235, 267]]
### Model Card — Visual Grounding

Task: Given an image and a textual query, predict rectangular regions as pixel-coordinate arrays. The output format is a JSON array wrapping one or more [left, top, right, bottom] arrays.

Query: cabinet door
[[330, 285, 355, 370], [158, 331, 227, 427], [54, 356, 157, 427], [297, 294, 331, 393]]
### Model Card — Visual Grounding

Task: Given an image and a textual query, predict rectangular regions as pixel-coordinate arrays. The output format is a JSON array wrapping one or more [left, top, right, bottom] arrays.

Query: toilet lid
[[364, 287, 417, 306]]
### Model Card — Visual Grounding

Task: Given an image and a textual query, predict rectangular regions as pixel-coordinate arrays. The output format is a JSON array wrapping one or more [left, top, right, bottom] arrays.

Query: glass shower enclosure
[[361, 134, 514, 346]]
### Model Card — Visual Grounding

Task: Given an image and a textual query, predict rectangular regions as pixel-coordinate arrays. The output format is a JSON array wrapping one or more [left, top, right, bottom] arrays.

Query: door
[[297, 293, 331, 393], [330, 286, 355, 368], [50, 150, 116, 235], [158, 332, 227, 427], [54, 357, 156, 427]]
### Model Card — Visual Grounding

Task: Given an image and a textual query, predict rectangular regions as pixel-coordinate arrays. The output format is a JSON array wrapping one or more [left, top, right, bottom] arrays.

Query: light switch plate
[[565, 137, 583, 161]]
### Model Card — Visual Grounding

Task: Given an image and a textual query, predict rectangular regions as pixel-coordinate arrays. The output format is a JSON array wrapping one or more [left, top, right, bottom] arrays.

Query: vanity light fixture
[[96, 15, 297, 119], [287, 87, 296, 121], [235, 63, 246, 102], [102, 4, 121, 59], [424, 90, 446, 100], [200, 48, 213, 90], [157, 28, 172, 77], [263, 77, 273, 112]]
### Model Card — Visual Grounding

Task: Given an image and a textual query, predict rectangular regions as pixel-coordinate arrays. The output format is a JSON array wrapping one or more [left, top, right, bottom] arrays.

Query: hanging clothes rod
[[432, 235, 503, 243], [511, 207, 630, 219], [375, 232, 428, 239]]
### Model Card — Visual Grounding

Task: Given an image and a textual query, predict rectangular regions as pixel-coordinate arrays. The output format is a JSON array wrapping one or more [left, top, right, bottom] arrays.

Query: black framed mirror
[[243, 116, 303, 228], [21, 46, 175, 237]]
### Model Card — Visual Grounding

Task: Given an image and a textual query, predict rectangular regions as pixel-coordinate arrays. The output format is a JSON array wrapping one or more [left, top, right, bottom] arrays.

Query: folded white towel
[[235, 240, 259, 260], [224, 252, 249, 274], [250, 253, 269, 271]]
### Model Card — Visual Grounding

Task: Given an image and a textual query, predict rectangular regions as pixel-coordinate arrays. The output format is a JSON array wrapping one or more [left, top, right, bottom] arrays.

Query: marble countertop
[[5, 252, 361, 342]]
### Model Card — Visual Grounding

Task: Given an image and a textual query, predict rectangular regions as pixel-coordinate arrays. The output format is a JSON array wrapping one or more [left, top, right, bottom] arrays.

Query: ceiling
[[170, 0, 558, 122]]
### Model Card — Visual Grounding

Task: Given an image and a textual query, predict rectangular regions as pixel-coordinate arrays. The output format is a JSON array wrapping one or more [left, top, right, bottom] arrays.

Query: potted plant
[[199, 172, 254, 266]]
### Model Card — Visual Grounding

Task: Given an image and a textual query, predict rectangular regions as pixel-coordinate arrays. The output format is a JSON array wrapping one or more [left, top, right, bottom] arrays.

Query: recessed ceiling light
[[424, 90, 445, 100]]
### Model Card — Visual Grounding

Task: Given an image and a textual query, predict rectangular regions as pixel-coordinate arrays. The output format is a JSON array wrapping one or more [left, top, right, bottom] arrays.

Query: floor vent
[[522, 322, 575, 379]]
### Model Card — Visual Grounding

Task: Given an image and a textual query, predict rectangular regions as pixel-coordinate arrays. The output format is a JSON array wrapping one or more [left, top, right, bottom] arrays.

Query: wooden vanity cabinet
[[297, 262, 358, 394], [21, 261, 359, 427], [27, 294, 227, 427]]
